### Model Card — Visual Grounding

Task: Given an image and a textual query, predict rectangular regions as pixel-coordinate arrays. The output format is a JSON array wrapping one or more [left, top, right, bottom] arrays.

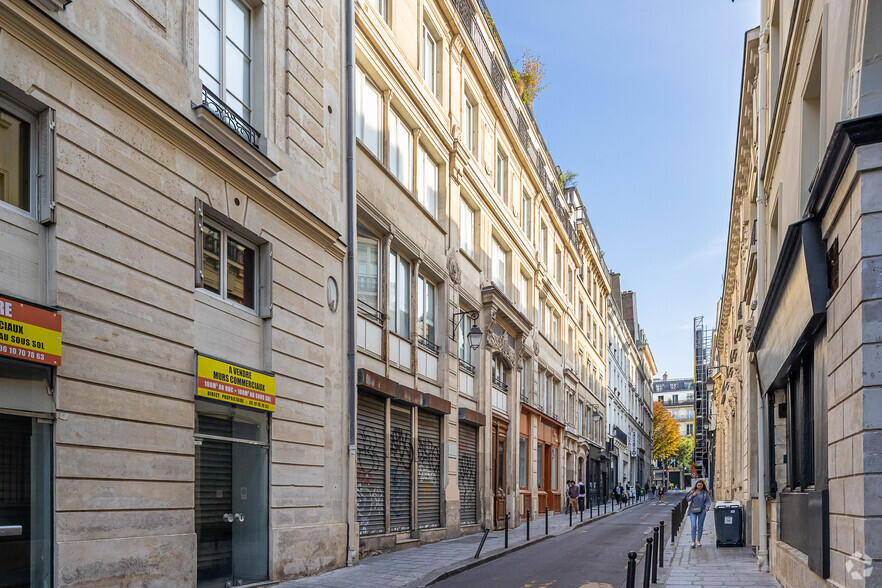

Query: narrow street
[[434, 493, 684, 588]]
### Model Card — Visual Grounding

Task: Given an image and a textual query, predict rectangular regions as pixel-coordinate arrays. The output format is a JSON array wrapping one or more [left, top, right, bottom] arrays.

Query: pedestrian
[[567, 480, 579, 515], [629, 483, 636, 501], [644, 481, 649, 497], [613, 481, 623, 504], [651, 483, 656, 497], [688, 479, 712, 548], [658, 483, 665, 501], [577, 479, 586, 512]]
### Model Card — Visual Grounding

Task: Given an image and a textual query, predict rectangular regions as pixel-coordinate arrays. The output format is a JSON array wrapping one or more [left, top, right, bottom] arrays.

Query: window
[[491, 355, 507, 390], [520, 191, 531, 236], [389, 251, 410, 338], [491, 237, 506, 291], [552, 313, 560, 349], [0, 104, 33, 214], [463, 96, 476, 154], [578, 299, 584, 329], [554, 247, 562, 284], [540, 222, 548, 266], [389, 110, 412, 188], [356, 68, 382, 158], [786, 349, 815, 490], [199, 0, 253, 122], [686, 424, 693, 436], [200, 220, 257, 309], [578, 401, 584, 436], [519, 437, 528, 488], [460, 200, 475, 258], [496, 150, 507, 198], [371, 0, 386, 19], [551, 447, 558, 490], [800, 35, 822, 214], [536, 442, 543, 488], [422, 25, 438, 95], [357, 233, 380, 313], [417, 275, 436, 346], [518, 273, 529, 315], [520, 359, 527, 396], [416, 145, 438, 217]]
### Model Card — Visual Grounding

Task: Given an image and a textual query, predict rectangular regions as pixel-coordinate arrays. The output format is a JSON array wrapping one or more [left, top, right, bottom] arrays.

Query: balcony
[[198, 85, 260, 149], [613, 426, 627, 444]]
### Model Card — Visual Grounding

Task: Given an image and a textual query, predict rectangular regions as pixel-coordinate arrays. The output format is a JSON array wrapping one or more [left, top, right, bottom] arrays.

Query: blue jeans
[[690, 510, 707, 540]]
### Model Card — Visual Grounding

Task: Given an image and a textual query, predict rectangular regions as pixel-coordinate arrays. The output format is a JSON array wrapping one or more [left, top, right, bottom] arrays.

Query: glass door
[[195, 400, 268, 588], [0, 413, 52, 588]]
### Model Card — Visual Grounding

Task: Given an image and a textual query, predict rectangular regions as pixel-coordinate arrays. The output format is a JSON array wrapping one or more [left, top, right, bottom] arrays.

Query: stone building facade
[[651, 375, 695, 488], [350, 0, 634, 558], [711, 2, 882, 586], [0, 0, 350, 585]]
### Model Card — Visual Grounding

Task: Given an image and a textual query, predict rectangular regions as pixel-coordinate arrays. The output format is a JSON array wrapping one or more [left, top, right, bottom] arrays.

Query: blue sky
[[484, 0, 760, 377]]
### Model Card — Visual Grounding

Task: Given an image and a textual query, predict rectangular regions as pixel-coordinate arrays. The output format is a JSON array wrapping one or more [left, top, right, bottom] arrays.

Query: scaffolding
[[693, 316, 714, 481]]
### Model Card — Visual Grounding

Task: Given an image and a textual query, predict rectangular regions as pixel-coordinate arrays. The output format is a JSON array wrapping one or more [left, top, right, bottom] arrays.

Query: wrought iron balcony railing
[[492, 377, 508, 392], [199, 86, 260, 149], [459, 358, 476, 374], [418, 336, 439, 354], [357, 299, 384, 324]]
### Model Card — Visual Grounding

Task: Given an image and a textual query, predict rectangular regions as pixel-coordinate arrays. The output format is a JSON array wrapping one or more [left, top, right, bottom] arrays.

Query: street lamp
[[451, 310, 482, 350]]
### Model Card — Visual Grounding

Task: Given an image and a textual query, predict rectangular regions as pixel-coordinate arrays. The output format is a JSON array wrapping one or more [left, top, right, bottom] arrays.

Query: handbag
[[691, 493, 704, 514]]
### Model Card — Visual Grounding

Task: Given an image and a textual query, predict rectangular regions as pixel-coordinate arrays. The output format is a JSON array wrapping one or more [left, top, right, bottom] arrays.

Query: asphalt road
[[433, 492, 685, 588]]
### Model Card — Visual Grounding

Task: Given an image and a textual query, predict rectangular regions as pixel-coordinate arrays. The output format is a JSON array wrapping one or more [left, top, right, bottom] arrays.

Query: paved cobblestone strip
[[660, 507, 780, 588], [277, 498, 650, 587]]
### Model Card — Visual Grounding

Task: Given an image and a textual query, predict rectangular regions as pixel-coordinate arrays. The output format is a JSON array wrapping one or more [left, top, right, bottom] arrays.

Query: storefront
[[0, 295, 61, 587], [193, 352, 275, 587]]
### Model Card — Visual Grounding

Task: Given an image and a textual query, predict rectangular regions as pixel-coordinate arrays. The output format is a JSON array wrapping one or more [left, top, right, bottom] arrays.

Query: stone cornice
[[1, 0, 344, 260]]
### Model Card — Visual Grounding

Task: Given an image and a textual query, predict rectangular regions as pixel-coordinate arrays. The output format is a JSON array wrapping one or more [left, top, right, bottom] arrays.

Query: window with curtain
[[355, 68, 382, 158], [199, 0, 253, 122], [416, 145, 438, 217], [417, 275, 436, 346], [460, 200, 474, 258], [388, 251, 410, 338], [389, 109, 412, 188]]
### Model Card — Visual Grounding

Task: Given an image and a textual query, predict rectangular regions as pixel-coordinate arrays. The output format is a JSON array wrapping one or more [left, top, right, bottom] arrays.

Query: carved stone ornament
[[533, 338, 540, 356], [744, 324, 754, 341], [502, 345, 517, 367], [486, 332, 503, 351], [447, 253, 462, 285]]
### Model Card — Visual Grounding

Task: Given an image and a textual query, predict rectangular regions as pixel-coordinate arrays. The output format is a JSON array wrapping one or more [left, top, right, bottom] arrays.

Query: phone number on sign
[[0, 344, 46, 362]]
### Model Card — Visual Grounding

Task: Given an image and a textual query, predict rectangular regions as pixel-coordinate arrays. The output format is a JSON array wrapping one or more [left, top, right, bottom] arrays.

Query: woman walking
[[688, 479, 712, 547]]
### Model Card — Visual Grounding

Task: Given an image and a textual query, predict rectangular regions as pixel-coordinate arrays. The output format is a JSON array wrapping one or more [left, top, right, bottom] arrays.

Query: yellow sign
[[196, 354, 275, 412], [0, 295, 61, 367]]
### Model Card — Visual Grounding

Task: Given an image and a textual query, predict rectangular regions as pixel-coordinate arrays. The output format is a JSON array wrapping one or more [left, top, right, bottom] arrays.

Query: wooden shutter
[[37, 109, 56, 225], [417, 412, 441, 529], [194, 198, 204, 288], [356, 393, 386, 535], [258, 241, 272, 318], [389, 406, 413, 532], [458, 424, 478, 525]]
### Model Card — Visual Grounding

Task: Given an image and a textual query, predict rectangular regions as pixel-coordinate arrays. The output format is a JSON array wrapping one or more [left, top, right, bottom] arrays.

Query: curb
[[411, 498, 655, 587]]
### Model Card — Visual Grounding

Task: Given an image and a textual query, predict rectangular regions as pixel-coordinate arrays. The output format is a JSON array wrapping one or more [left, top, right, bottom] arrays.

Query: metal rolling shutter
[[357, 393, 386, 535], [458, 425, 478, 525], [417, 413, 442, 529], [389, 406, 413, 532]]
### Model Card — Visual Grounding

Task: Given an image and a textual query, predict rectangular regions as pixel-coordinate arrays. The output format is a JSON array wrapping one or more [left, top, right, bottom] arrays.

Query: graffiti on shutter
[[357, 393, 386, 535], [458, 424, 478, 525], [417, 412, 441, 529], [389, 406, 413, 532]]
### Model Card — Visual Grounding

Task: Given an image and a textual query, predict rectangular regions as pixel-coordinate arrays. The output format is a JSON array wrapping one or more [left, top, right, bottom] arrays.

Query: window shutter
[[37, 109, 56, 224], [259, 241, 272, 318], [194, 198, 204, 288]]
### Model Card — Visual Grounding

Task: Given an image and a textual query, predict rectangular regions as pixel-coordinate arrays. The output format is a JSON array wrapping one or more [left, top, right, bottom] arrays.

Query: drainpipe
[[755, 0, 770, 573], [345, 0, 358, 567]]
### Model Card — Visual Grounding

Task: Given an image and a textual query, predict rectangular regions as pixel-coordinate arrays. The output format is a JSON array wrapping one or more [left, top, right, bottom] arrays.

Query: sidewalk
[[277, 498, 648, 588], [658, 506, 780, 587]]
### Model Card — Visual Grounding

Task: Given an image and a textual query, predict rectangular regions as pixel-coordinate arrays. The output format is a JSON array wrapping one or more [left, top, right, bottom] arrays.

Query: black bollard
[[474, 528, 490, 559], [651, 526, 659, 583], [504, 513, 510, 548], [659, 521, 665, 567], [642, 537, 653, 588], [626, 551, 637, 588], [527, 508, 531, 541], [545, 507, 549, 535], [671, 508, 676, 542], [580, 505, 583, 522], [604, 495, 607, 514], [569, 505, 573, 527]]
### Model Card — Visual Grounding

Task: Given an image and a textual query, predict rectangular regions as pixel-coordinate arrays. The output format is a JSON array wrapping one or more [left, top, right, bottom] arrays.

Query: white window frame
[[371, 0, 387, 19], [491, 237, 506, 292], [520, 191, 531, 236], [199, 219, 261, 313], [460, 199, 475, 258], [389, 109, 412, 189], [518, 273, 529, 315], [355, 67, 383, 159], [496, 149, 507, 198], [356, 232, 381, 316], [417, 275, 436, 346], [389, 250, 411, 338], [416, 144, 438, 217], [458, 311, 475, 365], [198, 0, 254, 122], [0, 98, 38, 219], [463, 95, 476, 154], [422, 24, 438, 95]]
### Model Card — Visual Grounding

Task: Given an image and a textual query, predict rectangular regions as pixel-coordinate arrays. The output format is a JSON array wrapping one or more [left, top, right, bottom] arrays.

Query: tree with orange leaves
[[652, 401, 681, 463]]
